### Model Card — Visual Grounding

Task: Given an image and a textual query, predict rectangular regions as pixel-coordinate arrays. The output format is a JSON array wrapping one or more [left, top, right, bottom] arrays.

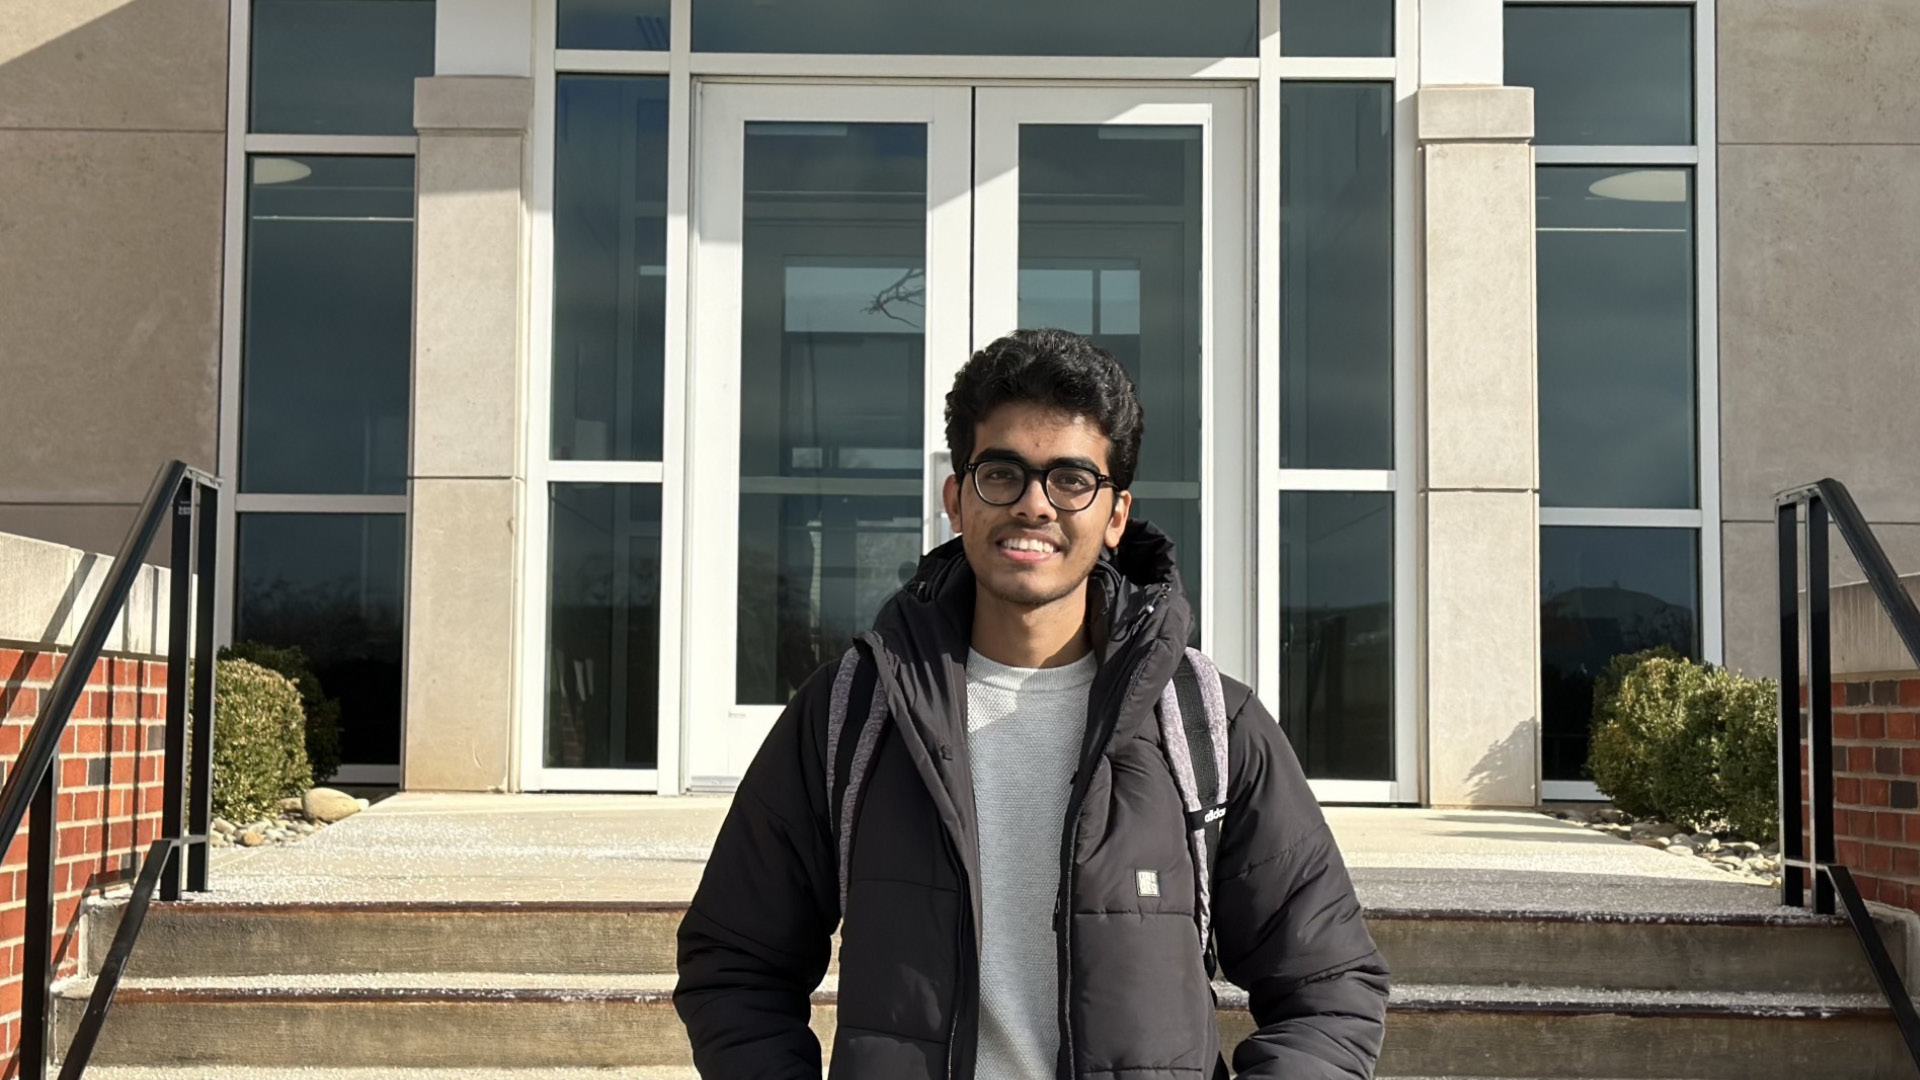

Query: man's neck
[[969, 584, 1091, 669]]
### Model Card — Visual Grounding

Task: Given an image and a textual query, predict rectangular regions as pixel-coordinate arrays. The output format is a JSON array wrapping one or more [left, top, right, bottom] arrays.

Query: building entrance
[[676, 83, 1248, 787]]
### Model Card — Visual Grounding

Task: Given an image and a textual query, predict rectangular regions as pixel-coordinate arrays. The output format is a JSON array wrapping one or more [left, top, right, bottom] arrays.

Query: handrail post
[[0, 460, 221, 1080], [56, 839, 177, 1079], [1775, 479, 1920, 1068], [1807, 496, 1837, 915], [1778, 501, 1805, 908], [186, 481, 218, 891], [19, 768, 56, 1080], [160, 478, 193, 902]]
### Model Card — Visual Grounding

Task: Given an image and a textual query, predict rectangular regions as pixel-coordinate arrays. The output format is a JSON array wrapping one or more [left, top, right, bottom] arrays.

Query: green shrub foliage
[[221, 641, 342, 782], [1716, 674, 1783, 842], [212, 658, 313, 823], [1588, 649, 1779, 840]]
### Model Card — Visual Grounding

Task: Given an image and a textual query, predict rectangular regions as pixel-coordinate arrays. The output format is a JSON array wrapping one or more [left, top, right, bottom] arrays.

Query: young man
[[677, 329, 1388, 1080]]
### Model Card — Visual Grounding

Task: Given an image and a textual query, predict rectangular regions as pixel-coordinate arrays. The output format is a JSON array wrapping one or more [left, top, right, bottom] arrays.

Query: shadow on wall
[[0, 0, 228, 557], [1461, 720, 1541, 809], [0, 0, 227, 131]]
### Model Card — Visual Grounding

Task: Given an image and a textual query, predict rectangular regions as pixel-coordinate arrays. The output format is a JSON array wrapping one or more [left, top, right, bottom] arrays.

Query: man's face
[[942, 401, 1132, 610]]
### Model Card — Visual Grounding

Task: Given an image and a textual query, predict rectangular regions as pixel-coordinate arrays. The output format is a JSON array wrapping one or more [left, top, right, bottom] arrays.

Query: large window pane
[[737, 124, 928, 705], [1281, 492, 1393, 780], [236, 513, 405, 767], [558, 0, 670, 49], [1506, 4, 1693, 146], [242, 156, 414, 495], [1281, 83, 1394, 470], [250, 0, 434, 136], [553, 77, 670, 462], [1282, 0, 1393, 57], [693, 0, 1255, 56], [1538, 166, 1696, 509], [1541, 526, 1701, 782], [546, 484, 663, 769], [1018, 125, 1205, 634]]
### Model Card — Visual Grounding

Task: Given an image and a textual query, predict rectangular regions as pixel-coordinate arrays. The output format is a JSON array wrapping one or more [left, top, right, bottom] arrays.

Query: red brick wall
[[1799, 676, 1920, 913], [0, 645, 168, 1067]]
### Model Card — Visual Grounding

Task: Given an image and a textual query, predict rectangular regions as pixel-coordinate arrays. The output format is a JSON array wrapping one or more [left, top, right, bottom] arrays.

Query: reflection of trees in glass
[[864, 268, 925, 329], [237, 576, 402, 766], [546, 586, 659, 770], [544, 491, 661, 771], [1279, 492, 1392, 780], [1541, 584, 1698, 780], [1281, 600, 1393, 780], [736, 499, 921, 706]]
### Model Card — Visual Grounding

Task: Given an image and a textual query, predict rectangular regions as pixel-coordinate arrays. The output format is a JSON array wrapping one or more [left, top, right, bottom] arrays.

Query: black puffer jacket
[[676, 520, 1388, 1079]]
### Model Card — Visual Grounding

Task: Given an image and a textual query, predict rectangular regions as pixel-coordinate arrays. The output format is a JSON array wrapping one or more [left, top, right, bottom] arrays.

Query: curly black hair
[[944, 328, 1145, 490]]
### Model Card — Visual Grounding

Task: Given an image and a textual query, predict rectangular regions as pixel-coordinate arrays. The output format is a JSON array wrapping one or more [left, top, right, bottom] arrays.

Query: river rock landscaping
[[207, 788, 369, 848], [1550, 807, 1783, 886]]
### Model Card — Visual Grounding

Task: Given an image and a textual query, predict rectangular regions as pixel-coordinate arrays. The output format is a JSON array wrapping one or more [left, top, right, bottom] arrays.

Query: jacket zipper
[[1053, 635, 1153, 1080], [946, 835, 975, 1080]]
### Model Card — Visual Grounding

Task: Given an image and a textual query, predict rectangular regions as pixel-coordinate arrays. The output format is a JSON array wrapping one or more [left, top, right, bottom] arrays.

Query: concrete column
[[1419, 85, 1541, 808], [403, 76, 533, 791]]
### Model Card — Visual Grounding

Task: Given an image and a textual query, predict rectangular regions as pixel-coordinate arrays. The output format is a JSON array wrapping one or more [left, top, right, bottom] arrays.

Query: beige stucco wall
[[0, 0, 227, 557], [1418, 86, 1542, 808], [401, 76, 533, 793], [1718, 0, 1920, 678]]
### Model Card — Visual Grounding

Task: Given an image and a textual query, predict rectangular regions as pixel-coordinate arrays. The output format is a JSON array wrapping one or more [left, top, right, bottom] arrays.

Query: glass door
[[685, 85, 971, 787], [973, 88, 1251, 677], [685, 84, 1249, 789]]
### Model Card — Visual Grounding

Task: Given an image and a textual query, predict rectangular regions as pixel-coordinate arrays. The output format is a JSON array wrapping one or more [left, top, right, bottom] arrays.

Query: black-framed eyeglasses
[[963, 460, 1113, 512]]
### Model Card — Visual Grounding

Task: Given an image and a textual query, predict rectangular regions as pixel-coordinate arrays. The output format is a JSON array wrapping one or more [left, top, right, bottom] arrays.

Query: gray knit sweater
[[964, 648, 1095, 1080]]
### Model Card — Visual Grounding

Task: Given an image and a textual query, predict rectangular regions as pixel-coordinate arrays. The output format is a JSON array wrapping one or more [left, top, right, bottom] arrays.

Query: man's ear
[[1104, 489, 1132, 549], [942, 472, 963, 532]]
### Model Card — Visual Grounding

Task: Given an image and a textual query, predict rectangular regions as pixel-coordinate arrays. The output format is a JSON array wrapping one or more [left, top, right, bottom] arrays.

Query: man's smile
[[995, 534, 1064, 563]]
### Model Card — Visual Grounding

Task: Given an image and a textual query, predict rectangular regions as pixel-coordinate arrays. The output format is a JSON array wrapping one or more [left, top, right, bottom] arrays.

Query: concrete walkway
[[195, 793, 1790, 917]]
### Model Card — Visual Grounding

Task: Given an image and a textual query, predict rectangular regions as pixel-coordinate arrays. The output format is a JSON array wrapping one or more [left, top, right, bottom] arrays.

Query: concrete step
[[56, 974, 1914, 1079], [99, 899, 1897, 995], [84, 1072, 702, 1080], [77, 1072, 1719, 1080]]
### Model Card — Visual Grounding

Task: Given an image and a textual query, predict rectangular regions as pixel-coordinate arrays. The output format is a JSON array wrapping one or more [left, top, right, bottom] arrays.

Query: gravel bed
[[1549, 807, 1783, 887], [207, 791, 368, 850]]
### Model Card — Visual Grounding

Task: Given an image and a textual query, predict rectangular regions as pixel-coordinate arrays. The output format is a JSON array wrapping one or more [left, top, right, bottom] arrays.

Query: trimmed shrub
[[1716, 674, 1782, 842], [211, 658, 313, 823], [221, 641, 342, 783], [1587, 649, 1779, 839], [1586, 647, 1682, 820]]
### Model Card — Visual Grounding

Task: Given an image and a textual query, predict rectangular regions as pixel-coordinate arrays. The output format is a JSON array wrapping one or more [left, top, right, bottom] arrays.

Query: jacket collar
[[873, 515, 1193, 673]]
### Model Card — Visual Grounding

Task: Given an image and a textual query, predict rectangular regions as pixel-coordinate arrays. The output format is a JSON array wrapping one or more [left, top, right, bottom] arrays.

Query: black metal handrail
[[0, 461, 219, 1078], [1777, 478, 1920, 1063]]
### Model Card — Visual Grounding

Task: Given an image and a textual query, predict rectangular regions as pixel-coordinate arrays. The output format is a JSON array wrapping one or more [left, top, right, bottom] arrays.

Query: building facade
[[5, 0, 1916, 806]]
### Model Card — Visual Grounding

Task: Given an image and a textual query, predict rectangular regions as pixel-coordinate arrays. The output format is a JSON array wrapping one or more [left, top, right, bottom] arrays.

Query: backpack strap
[[1157, 647, 1231, 975], [824, 646, 889, 915]]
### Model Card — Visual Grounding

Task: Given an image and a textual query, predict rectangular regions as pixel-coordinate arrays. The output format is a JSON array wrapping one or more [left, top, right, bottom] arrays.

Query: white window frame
[[217, 0, 422, 787], [1257, 0, 1421, 805], [520, 0, 691, 793], [676, 82, 973, 790], [973, 86, 1252, 680], [521, 0, 1418, 798], [1515, 0, 1721, 803]]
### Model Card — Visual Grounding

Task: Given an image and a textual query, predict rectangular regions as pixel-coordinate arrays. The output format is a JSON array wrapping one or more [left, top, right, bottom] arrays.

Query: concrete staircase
[[63, 898, 1920, 1079]]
